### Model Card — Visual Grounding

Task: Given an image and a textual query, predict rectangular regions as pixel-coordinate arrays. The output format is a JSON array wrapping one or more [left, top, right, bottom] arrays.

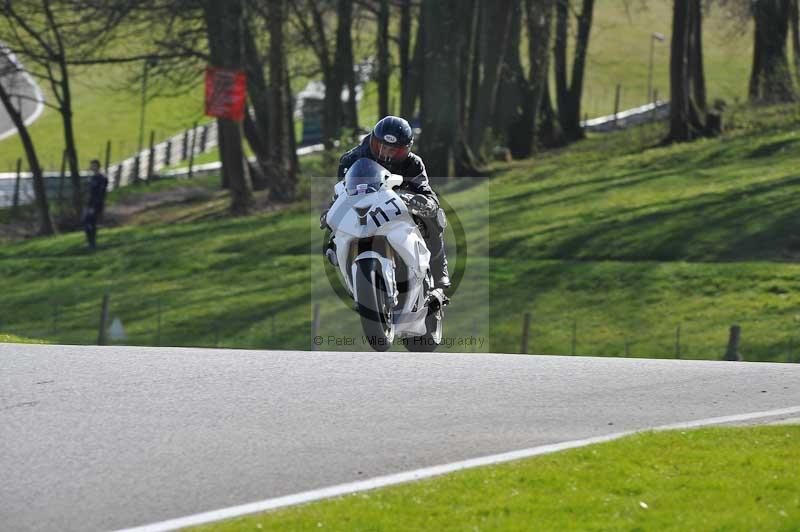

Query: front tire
[[355, 259, 395, 351]]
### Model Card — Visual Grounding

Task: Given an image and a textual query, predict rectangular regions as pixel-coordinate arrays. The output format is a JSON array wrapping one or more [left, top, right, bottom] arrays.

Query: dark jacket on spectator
[[88, 173, 108, 214]]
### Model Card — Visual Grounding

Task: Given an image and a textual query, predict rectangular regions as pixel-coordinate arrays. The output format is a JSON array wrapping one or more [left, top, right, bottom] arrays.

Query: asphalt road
[[2, 344, 799, 531], [0, 44, 41, 142]]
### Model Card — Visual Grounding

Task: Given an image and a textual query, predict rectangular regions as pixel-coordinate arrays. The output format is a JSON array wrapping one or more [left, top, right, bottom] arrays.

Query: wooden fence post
[[723, 325, 742, 361], [147, 129, 156, 181], [188, 121, 198, 178], [571, 320, 577, 355], [613, 84, 621, 127], [182, 128, 189, 160], [520, 312, 531, 354], [58, 150, 66, 211], [132, 155, 141, 184], [164, 139, 172, 167], [651, 89, 659, 122], [104, 140, 111, 175], [200, 124, 209, 152], [12, 158, 21, 211], [156, 299, 161, 346], [97, 294, 110, 346], [311, 303, 321, 351]]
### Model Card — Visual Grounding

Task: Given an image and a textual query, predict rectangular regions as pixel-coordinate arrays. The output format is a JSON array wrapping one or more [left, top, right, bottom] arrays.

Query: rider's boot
[[427, 230, 451, 290]]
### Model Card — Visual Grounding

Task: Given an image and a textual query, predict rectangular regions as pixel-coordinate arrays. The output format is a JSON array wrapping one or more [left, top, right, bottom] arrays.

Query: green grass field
[[0, 3, 763, 171], [191, 425, 800, 531], [1, 103, 798, 361], [0, 333, 46, 343]]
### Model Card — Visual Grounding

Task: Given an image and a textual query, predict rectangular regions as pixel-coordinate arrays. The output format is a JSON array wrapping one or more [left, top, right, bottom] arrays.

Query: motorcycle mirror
[[385, 174, 403, 189]]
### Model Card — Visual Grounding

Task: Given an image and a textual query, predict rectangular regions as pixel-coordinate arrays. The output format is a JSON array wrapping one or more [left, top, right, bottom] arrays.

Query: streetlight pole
[[647, 32, 666, 104]]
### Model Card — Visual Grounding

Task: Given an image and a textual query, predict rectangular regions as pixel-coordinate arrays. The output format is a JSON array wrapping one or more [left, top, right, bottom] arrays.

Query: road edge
[[115, 404, 800, 532]]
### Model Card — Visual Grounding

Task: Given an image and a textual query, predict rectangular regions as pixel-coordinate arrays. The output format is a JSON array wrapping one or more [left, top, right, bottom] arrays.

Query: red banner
[[204, 66, 247, 121]]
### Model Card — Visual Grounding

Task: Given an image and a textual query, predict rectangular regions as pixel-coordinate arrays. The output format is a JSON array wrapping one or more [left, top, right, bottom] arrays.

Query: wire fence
[[516, 312, 799, 363], [2, 295, 798, 363]]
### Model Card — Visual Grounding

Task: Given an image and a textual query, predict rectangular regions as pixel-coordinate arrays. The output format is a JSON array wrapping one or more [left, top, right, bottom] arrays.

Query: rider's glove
[[409, 194, 437, 218], [320, 209, 330, 230]]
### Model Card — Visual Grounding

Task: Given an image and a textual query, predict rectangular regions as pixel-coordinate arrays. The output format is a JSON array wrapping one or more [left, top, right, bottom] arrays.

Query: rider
[[328, 116, 450, 289]]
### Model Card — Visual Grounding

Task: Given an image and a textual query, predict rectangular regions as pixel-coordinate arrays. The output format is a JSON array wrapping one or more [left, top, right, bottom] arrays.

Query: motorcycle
[[324, 158, 448, 352]]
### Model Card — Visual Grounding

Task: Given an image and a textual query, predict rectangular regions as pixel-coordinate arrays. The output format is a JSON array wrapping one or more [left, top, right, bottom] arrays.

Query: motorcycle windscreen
[[344, 158, 390, 196]]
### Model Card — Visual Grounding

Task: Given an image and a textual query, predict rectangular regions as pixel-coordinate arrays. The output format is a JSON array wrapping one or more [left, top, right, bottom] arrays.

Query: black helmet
[[370, 116, 413, 164]]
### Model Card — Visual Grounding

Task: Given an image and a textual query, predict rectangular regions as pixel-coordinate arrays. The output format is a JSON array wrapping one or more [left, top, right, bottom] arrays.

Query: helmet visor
[[370, 136, 410, 163]]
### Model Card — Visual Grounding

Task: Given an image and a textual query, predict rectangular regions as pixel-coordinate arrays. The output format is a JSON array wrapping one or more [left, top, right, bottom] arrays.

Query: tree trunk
[[513, 0, 554, 158], [418, 0, 481, 178], [307, 2, 339, 148], [267, 0, 295, 201], [468, 0, 515, 155], [688, 0, 706, 113], [242, 20, 271, 190], [0, 81, 55, 235], [467, 0, 482, 130], [539, 81, 565, 148], [668, 0, 708, 141], [399, 0, 412, 117], [669, 0, 691, 141], [420, 0, 459, 178], [377, 0, 391, 117], [750, 0, 796, 103], [59, 84, 83, 221], [791, 0, 800, 80], [555, 0, 594, 142], [334, 0, 357, 130], [285, 63, 300, 182], [203, 0, 253, 215], [404, 9, 425, 121], [493, 1, 523, 137]]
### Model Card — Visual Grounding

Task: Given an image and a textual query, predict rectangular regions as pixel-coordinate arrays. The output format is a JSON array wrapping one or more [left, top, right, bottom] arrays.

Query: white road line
[[0, 42, 46, 142], [114, 404, 800, 532]]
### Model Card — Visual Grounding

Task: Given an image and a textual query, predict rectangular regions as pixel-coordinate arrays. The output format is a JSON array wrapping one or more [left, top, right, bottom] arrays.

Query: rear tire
[[355, 259, 395, 351]]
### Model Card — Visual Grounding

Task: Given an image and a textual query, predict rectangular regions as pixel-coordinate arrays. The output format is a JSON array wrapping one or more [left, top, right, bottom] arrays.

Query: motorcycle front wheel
[[355, 258, 395, 351]]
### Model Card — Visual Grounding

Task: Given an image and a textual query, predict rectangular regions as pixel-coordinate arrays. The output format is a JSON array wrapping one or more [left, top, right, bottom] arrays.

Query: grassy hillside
[[0, 2, 760, 171], [2, 104, 799, 361]]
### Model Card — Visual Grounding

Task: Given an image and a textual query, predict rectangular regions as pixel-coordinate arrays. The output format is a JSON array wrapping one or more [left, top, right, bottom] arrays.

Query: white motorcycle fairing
[[327, 183, 432, 337]]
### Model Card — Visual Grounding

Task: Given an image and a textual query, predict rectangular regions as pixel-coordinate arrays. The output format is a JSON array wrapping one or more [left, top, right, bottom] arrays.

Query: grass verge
[[192, 425, 800, 531], [0, 333, 47, 344]]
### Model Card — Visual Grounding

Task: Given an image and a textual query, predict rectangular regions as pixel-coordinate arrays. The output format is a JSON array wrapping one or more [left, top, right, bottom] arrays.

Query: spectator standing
[[84, 159, 108, 250]]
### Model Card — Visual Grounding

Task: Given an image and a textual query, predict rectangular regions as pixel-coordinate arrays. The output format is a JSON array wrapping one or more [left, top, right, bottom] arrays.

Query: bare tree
[[398, 0, 413, 117], [376, 0, 390, 117], [419, 0, 480, 178], [668, 0, 708, 141], [266, 0, 296, 201], [468, 0, 515, 156], [749, 0, 796, 102], [554, 0, 595, 142], [289, 0, 357, 147], [203, 0, 253, 215], [0, 57, 54, 234], [792, 0, 800, 80], [1, 0, 86, 221], [508, 0, 555, 158]]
